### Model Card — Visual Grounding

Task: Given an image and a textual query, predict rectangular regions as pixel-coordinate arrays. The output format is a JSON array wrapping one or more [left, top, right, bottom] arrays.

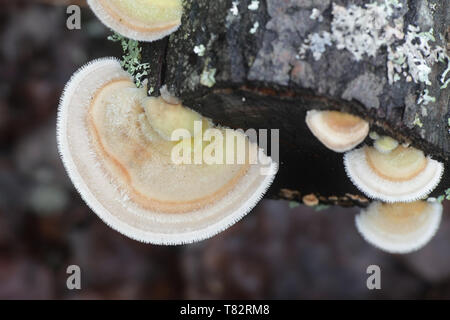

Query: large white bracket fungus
[[87, 0, 182, 42], [344, 145, 444, 203], [355, 201, 443, 254], [305, 110, 369, 153], [57, 58, 277, 244]]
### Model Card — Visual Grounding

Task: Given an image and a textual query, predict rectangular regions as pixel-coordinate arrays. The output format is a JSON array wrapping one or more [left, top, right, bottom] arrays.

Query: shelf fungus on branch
[[305, 110, 369, 153], [373, 135, 399, 154], [57, 58, 277, 245], [87, 0, 182, 42], [344, 145, 444, 203], [355, 201, 443, 254]]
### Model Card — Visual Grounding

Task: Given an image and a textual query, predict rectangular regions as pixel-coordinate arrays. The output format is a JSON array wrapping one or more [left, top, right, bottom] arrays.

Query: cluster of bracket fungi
[[306, 110, 444, 253], [57, 1, 447, 253]]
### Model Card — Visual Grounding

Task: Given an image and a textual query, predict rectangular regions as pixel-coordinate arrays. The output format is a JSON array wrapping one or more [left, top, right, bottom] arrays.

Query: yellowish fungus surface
[[143, 97, 211, 141], [88, 79, 248, 213], [355, 201, 442, 253], [305, 110, 369, 152], [57, 58, 277, 244], [106, 0, 182, 27], [88, 0, 182, 42], [344, 145, 444, 203], [322, 111, 365, 133], [365, 145, 427, 181], [373, 135, 399, 154]]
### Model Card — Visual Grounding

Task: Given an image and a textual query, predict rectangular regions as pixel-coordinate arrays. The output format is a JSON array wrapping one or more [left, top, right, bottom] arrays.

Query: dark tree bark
[[144, 0, 449, 206]]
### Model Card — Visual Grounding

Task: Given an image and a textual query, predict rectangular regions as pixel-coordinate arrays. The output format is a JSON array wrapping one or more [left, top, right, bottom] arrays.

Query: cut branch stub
[[143, 0, 450, 202]]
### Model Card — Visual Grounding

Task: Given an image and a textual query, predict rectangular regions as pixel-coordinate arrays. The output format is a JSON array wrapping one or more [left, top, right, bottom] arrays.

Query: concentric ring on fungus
[[57, 58, 277, 244], [344, 145, 444, 203], [87, 0, 183, 42], [305, 110, 369, 152], [355, 201, 443, 254]]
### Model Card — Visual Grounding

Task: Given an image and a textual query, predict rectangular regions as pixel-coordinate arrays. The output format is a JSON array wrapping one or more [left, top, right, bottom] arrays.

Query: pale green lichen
[[440, 59, 450, 89], [314, 204, 331, 212], [298, 1, 449, 90], [299, 32, 332, 61], [250, 22, 259, 34], [248, 0, 259, 11], [437, 188, 450, 203], [388, 26, 449, 86], [331, 1, 403, 61], [289, 201, 300, 209], [413, 113, 423, 128], [417, 88, 436, 106], [429, 2, 437, 13], [298, 1, 404, 62], [200, 68, 217, 87], [108, 32, 150, 88], [369, 131, 380, 140], [230, 1, 239, 16], [193, 44, 206, 57], [310, 8, 323, 22]]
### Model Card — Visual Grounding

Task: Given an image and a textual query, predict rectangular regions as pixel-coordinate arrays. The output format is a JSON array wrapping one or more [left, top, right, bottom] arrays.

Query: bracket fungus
[[355, 201, 443, 254], [344, 145, 444, 203], [87, 0, 183, 42], [57, 58, 277, 244], [373, 135, 399, 154], [305, 110, 369, 152]]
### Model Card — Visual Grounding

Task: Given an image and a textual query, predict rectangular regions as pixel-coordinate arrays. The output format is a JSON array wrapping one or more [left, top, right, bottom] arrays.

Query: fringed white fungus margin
[[57, 58, 278, 245], [355, 201, 442, 254], [344, 147, 444, 203], [305, 110, 369, 153]]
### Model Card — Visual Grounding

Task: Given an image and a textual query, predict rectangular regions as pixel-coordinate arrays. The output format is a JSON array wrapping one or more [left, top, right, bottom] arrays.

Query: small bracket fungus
[[344, 145, 444, 203], [87, 0, 183, 42], [57, 58, 277, 244], [302, 193, 319, 207], [355, 201, 443, 254], [305, 110, 369, 152], [143, 94, 210, 141], [373, 135, 399, 154]]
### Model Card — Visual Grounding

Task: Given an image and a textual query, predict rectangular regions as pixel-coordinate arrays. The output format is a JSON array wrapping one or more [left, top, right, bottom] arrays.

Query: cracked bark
[[143, 0, 449, 205]]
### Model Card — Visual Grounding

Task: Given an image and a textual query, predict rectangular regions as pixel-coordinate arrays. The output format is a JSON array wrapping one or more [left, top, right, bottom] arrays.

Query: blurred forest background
[[0, 0, 450, 299]]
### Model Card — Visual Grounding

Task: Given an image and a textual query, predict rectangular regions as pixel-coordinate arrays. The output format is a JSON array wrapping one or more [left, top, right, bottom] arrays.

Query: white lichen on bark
[[298, 1, 449, 88], [248, 0, 259, 11]]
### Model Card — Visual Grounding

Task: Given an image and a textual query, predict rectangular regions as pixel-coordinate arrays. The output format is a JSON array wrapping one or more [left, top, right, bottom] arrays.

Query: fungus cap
[[355, 201, 443, 254], [57, 58, 277, 245], [373, 135, 399, 154], [302, 194, 319, 207], [87, 0, 182, 42], [305, 110, 369, 152], [344, 145, 444, 202]]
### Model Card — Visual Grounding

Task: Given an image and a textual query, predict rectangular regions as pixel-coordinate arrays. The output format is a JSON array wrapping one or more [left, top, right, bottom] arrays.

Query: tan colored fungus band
[[305, 110, 369, 152], [344, 145, 444, 202], [87, 0, 182, 42], [355, 201, 443, 254], [57, 58, 277, 244]]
